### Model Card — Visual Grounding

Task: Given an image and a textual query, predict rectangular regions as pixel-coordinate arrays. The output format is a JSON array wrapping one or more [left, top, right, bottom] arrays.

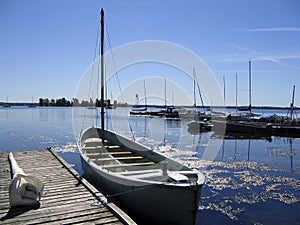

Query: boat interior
[[81, 137, 199, 183]]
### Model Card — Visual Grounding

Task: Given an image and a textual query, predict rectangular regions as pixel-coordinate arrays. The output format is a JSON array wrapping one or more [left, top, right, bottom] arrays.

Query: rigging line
[[81, 21, 100, 133], [193, 70, 206, 112], [104, 18, 135, 141], [105, 65, 109, 129]]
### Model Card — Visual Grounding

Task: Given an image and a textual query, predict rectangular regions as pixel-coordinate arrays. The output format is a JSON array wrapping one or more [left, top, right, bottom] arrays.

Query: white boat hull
[[78, 127, 205, 225], [81, 158, 201, 225]]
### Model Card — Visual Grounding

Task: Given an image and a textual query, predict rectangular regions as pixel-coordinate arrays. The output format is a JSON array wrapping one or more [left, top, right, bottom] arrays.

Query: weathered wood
[[94, 156, 144, 161], [0, 149, 136, 225], [86, 151, 132, 156], [102, 161, 155, 169]]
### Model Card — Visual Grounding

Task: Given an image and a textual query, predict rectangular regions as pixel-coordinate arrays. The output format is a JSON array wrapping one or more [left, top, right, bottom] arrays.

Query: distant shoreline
[[0, 102, 299, 110]]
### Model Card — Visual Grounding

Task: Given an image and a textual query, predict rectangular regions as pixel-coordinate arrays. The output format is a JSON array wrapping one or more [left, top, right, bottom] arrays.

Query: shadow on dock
[[1, 205, 40, 222]]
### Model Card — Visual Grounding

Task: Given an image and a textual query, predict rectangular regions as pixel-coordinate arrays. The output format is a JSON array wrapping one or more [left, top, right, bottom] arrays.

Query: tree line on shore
[[39, 98, 72, 106], [38, 97, 116, 107]]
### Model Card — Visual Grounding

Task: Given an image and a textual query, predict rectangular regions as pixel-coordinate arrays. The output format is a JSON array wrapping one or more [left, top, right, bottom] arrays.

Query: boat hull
[[80, 156, 202, 225], [78, 127, 204, 225]]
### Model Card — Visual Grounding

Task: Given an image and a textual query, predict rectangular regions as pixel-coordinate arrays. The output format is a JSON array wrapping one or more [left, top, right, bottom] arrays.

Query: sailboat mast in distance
[[223, 76, 226, 106], [164, 78, 167, 107], [290, 85, 296, 120], [144, 80, 147, 107], [193, 68, 196, 107], [236, 73, 238, 113], [249, 60, 252, 112]]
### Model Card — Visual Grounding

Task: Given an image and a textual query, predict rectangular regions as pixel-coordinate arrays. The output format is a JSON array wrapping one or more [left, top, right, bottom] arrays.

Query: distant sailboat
[[162, 78, 179, 118], [287, 85, 298, 121], [237, 60, 252, 112], [28, 97, 37, 108], [3, 97, 11, 107], [179, 68, 203, 120], [186, 69, 213, 132], [230, 60, 260, 121], [129, 81, 148, 116]]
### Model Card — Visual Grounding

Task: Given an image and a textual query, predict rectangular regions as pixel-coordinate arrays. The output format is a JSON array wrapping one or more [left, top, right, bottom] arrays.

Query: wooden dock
[[0, 148, 136, 225], [213, 120, 300, 138]]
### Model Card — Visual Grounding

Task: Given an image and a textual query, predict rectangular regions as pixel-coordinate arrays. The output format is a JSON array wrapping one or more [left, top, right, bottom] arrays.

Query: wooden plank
[[94, 156, 143, 161], [86, 151, 132, 157], [117, 169, 162, 176], [102, 151, 132, 155], [0, 205, 108, 224], [36, 210, 113, 225], [106, 145, 121, 149], [82, 146, 104, 150], [102, 161, 155, 168], [83, 145, 120, 150]]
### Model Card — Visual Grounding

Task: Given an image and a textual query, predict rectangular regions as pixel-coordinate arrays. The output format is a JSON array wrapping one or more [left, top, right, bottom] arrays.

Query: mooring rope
[[106, 183, 161, 200]]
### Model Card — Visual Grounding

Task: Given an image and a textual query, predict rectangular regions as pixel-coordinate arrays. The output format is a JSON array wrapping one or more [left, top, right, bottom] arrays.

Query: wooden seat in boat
[[82, 146, 104, 150], [102, 161, 155, 169], [101, 151, 132, 155], [94, 156, 143, 161], [106, 145, 121, 149], [116, 169, 162, 176], [86, 151, 132, 156], [83, 145, 121, 149]]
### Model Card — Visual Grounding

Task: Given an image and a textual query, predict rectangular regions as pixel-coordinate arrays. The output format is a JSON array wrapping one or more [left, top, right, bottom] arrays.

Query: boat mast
[[249, 60, 252, 113], [100, 8, 105, 133]]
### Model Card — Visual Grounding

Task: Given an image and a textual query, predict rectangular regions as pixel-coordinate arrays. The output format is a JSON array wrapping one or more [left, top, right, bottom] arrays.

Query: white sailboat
[[78, 9, 205, 225], [129, 81, 148, 116], [229, 60, 260, 121], [186, 69, 213, 132]]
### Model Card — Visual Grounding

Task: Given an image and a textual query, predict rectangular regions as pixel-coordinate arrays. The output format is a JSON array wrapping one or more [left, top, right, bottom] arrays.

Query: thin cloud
[[239, 27, 300, 32], [223, 43, 300, 64], [211, 52, 300, 64], [226, 43, 248, 52]]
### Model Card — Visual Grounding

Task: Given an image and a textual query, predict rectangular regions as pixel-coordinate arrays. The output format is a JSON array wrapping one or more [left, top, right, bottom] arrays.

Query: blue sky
[[1, 0, 300, 107]]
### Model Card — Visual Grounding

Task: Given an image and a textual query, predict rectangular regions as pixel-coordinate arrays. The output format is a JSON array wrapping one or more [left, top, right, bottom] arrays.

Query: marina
[[0, 148, 136, 225], [1, 106, 300, 224]]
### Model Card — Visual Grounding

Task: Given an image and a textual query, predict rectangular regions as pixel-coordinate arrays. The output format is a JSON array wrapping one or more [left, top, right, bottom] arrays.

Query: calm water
[[1, 106, 300, 225]]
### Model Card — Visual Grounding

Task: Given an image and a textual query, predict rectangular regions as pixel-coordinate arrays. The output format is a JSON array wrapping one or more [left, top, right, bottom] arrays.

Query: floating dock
[[213, 120, 300, 138], [0, 148, 136, 225]]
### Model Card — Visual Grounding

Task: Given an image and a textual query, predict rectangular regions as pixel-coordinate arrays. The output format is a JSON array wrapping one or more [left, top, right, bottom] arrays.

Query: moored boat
[[79, 127, 205, 225], [129, 105, 149, 116], [188, 120, 213, 132], [78, 9, 205, 225]]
